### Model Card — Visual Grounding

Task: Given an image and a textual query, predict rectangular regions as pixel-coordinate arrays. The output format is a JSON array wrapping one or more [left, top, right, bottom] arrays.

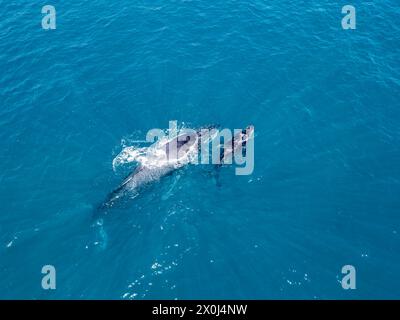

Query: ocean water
[[1, 1, 399, 299]]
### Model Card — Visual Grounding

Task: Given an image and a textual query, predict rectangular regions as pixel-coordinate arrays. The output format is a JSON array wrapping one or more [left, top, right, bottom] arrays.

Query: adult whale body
[[93, 127, 209, 249], [97, 127, 208, 212]]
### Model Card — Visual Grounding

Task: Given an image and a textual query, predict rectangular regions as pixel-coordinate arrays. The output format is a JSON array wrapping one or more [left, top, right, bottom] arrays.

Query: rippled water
[[0, 1, 399, 299]]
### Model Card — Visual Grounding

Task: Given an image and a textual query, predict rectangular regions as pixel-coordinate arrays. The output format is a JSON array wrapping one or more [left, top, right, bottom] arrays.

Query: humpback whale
[[98, 128, 205, 212], [97, 125, 254, 213]]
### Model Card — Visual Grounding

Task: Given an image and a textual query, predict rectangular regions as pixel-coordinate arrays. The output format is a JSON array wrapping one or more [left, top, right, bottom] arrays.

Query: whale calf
[[219, 125, 254, 164]]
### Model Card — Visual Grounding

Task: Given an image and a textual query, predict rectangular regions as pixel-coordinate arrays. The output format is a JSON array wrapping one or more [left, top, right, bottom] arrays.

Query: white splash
[[112, 126, 204, 172], [112, 146, 147, 171]]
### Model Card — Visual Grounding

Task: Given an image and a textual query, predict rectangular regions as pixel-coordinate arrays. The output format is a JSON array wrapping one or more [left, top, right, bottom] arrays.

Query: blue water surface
[[0, 1, 399, 299]]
